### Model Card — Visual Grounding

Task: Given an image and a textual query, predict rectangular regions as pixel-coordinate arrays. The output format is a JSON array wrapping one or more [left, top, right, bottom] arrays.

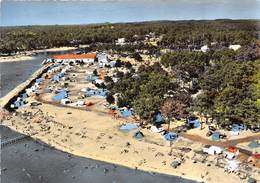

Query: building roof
[[53, 53, 96, 60]]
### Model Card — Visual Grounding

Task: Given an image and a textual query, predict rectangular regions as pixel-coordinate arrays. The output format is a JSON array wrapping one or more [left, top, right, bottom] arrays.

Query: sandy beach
[[0, 47, 76, 63], [0, 55, 36, 63], [1, 125, 196, 183], [1, 100, 252, 183]]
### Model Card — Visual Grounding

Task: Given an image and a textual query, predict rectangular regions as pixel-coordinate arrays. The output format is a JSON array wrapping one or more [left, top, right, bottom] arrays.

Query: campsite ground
[[1, 101, 249, 183], [1, 62, 260, 183]]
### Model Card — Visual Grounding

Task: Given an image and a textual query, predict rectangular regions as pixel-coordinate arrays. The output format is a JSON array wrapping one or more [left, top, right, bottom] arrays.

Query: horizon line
[[2, 18, 260, 28]]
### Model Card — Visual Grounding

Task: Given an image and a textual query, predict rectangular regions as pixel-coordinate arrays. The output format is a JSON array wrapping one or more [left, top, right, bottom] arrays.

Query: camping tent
[[120, 109, 133, 118], [225, 147, 239, 160], [150, 126, 164, 133], [164, 132, 178, 141], [187, 119, 200, 128], [36, 78, 44, 85], [134, 131, 144, 140], [224, 160, 239, 172], [203, 146, 222, 155], [119, 123, 138, 131], [230, 124, 246, 135], [84, 89, 108, 97], [61, 98, 71, 105], [86, 74, 98, 82], [52, 90, 68, 102], [212, 132, 220, 141], [248, 140, 260, 149], [154, 113, 164, 124]]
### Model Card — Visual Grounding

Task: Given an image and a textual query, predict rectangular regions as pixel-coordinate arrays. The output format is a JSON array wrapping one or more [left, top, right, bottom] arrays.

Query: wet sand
[[0, 126, 197, 183]]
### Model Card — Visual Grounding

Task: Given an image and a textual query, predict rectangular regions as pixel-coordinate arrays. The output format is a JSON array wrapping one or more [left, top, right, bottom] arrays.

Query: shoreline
[[1, 60, 258, 183], [0, 55, 36, 63], [1, 107, 243, 183], [0, 64, 49, 105], [1, 126, 196, 183], [0, 47, 77, 63]]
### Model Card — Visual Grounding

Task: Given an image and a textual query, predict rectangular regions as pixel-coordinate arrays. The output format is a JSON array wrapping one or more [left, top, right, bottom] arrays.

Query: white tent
[[76, 100, 85, 106], [150, 126, 164, 133], [203, 146, 222, 155], [61, 98, 71, 105], [224, 160, 239, 172]]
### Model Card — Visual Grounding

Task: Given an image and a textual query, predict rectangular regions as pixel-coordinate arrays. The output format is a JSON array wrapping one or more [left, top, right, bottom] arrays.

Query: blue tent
[[248, 140, 260, 149], [86, 74, 98, 82], [84, 89, 108, 97], [52, 75, 60, 82], [119, 123, 138, 131], [13, 97, 27, 109], [52, 90, 68, 102], [231, 127, 240, 132], [36, 78, 44, 85], [96, 89, 108, 97], [154, 113, 164, 123], [134, 131, 144, 140], [187, 119, 200, 128], [231, 124, 246, 132], [120, 109, 133, 118], [14, 100, 22, 108], [21, 93, 28, 99], [212, 132, 220, 141], [164, 132, 178, 141], [52, 72, 65, 83]]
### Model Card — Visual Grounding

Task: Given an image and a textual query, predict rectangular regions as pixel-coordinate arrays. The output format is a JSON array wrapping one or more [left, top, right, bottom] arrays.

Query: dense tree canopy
[[1, 20, 258, 54], [2, 20, 259, 126]]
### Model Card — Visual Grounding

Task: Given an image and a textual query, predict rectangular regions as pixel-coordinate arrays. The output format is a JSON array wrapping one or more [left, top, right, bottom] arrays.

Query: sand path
[[181, 133, 260, 155]]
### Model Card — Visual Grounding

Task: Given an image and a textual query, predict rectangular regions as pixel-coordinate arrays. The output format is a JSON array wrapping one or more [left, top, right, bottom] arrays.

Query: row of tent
[[52, 72, 65, 83], [153, 113, 202, 129], [203, 145, 240, 160], [10, 93, 28, 109], [47, 62, 72, 102], [230, 124, 246, 135], [83, 88, 108, 97], [51, 64, 72, 83], [11, 77, 45, 109], [25, 78, 44, 95], [119, 122, 178, 141]]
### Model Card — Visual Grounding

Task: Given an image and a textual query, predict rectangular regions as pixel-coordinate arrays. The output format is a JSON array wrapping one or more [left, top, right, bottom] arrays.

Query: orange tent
[[227, 146, 238, 153]]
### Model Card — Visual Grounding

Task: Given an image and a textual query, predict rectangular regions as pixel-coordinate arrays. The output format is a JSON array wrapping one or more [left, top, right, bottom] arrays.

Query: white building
[[97, 53, 116, 68], [116, 38, 126, 45], [201, 45, 209, 53], [229, 45, 241, 51]]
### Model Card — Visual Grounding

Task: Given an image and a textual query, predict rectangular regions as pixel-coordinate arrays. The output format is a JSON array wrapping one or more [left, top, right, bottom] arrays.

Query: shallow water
[[0, 51, 73, 98], [0, 56, 44, 97]]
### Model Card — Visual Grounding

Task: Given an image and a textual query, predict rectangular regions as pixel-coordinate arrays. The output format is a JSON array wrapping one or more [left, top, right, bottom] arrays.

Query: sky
[[1, 0, 260, 26]]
